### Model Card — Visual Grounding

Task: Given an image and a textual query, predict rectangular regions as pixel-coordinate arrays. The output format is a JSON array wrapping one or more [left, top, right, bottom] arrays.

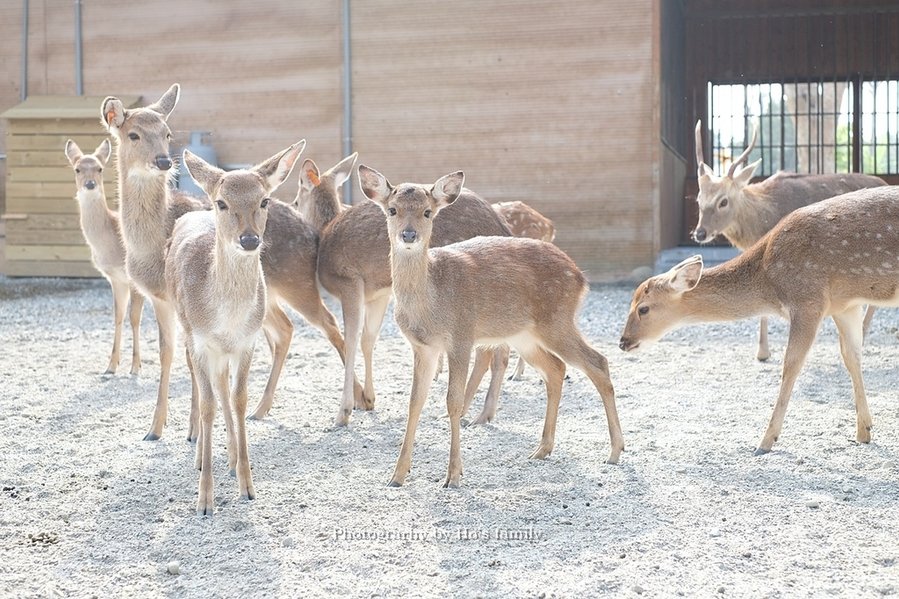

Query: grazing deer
[[620, 185, 899, 455], [359, 165, 624, 487], [312, 159, 513, 427], [167, 142, 303, 516], [65, 139, 144, 375], [692, 120, 886, 360], [102, 84, 359, 439]]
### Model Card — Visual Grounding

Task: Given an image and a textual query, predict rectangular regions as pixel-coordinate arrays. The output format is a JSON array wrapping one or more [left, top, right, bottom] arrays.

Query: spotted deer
[[692, 120, 886, 360], [359, 165, 624, 487], [167, 142, 303, 516], [64, 138, 144, 375], [309, 158, 513, 427], [620, 185, 899, 455], [102, 84, 359, 439]]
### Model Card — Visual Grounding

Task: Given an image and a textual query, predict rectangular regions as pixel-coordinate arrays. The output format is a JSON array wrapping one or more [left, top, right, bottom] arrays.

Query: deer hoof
[[753, 447, 771, 456], [143, 432, 161, 442]]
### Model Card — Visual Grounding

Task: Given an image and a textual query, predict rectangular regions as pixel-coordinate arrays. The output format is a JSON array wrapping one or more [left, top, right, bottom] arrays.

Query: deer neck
[[75, 188, 115, 241], [118, 165, 172, 252], [389, 243, 434, 323], [308, 186, 343, 232], [722, 187, 779, 250], [678, 250, 778, 323], [212, 241, 263, 300]]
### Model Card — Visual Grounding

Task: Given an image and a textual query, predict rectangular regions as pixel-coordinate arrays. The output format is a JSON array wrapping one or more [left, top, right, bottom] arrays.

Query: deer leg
[[360, 293, 391, 410], [472, 345, 510, 425], [388, 345, 440, 487], [195, 358, 217, 517], [232, 348, 256, 499], [213, 361, 237, 476], [250, 303, 293, 420], [551, 333, 624, 464], [186, 346, 200, 443], [336, 283, 364, 426], [127, 286, 144, 375], [434, 353, 445, 380], [294, 291, 365, 407], [511, 354, 527, 380], [755, 310, 822, 455], [862, 305, 877, 341], [145, 297, 176, 441], [519, 346, 565, 460], [104, 278, 128, 375], [461, 348, 492, 419], [444, 346, 472, 488], [756, 316, 771, 361], [832, 306, 873, 444]]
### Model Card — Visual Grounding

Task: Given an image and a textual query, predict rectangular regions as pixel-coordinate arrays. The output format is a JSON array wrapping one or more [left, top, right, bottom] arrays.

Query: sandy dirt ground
[[1, 275, 898, 598]]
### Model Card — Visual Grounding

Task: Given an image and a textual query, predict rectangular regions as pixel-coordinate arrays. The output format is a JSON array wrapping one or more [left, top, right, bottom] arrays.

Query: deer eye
[[98, 167, 103, 173], [75, 168, 81, 174], [166, 133, 172, 140], [423, 209, 432, 219], [719, 197, 729, 208], [128, 132, 140, 141], [216, 200, 227, 210], [638, 305, 650, 316], [261, 198, 270, 209], [388, 207, 397, 216]]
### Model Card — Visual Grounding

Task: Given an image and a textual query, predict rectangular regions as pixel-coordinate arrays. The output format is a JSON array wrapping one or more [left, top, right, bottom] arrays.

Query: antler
[[727, 122, 758, 177], [694, 120, 705, 169]]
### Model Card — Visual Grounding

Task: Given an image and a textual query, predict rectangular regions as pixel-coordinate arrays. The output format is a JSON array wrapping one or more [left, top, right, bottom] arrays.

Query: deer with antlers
[[621, 185, 899, 455], [692, 120, 885, 360]]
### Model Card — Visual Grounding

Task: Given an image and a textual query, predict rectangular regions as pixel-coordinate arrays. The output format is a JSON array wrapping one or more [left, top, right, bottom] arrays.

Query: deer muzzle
[[401, 229, 418, 244], [239, 234, 261, 251], [692, 227, 708, 243], [84, 180, 97, 191], [154, 154, 173, 170]]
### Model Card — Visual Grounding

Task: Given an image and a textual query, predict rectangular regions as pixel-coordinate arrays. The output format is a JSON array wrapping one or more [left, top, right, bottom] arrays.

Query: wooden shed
[[1, 95, 140, 277]]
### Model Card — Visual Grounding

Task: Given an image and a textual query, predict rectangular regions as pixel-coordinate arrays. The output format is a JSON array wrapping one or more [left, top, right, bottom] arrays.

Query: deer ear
[[64, 139, 83, 166], [733, 158, 761, 187], [697, 162, 714, 178], [300, 159, 320, 191], [146, 83, 180, 119], [431, 171, 464, 209], [666, 255, 703, 293], [358, 165, 392, 207], [326, 152, 358, 189], [252, 140, 305, 193], [183, 150, 225, 198], [95, 139, 112, 165], [101, 97, 126, 130]]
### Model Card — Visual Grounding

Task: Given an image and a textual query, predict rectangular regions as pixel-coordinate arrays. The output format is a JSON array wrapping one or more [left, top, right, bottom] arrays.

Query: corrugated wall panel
[[351, 0, 656, 279]]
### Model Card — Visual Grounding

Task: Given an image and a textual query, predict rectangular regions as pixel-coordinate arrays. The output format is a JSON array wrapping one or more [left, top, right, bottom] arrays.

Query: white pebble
[[806, 500, 820, 509], [167, 561, 180, 575]]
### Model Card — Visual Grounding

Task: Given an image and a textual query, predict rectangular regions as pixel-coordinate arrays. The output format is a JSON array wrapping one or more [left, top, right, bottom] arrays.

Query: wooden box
[[1, 95, 140, 277]]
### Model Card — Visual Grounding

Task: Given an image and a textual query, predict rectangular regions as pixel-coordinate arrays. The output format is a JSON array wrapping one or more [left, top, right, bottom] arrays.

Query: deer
[[101, 83, 361, 439], [64, 138, 144, 375], [692, 119, 886, 361], [620, 185, 899, 456], [167, 142, 304, 516], [306, 157, 514, 427], [358, 165, 624, 487]]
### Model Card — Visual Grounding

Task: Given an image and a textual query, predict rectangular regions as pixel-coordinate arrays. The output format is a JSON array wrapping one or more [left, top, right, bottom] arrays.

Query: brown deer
[[102, 84, 360, 439], [358, 165, 624, 487], [692, 120, 886, 360], [620, 185, 899, 455], [311, 158, 513, 427], [167, 142, 303, 516], [64, 139, 144, 375]]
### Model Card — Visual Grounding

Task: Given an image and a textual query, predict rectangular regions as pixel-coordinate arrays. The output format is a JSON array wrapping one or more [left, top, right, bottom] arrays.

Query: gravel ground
[[1, 275, 898, 598]]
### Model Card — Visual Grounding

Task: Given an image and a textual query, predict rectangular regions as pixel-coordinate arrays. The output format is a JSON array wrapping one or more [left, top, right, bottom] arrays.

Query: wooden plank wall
[[0, 0, 659, 281]]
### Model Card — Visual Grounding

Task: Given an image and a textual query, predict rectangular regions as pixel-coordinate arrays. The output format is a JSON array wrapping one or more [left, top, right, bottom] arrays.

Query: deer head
[[618, 255, 704, 352], [693, 120, 761, 243], [358, 165, 464, 251], [65, 139, 111, 194], [101, 84, 180, 175], [183, 140, 305, 253]]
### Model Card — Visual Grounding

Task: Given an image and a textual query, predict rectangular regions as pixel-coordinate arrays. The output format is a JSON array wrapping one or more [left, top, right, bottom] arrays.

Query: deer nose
[[239, 234, 260, 251], [401, 229, 417, 244], [692, 228, 708, 243], [618, 339, 628, 351], [155, 154, 173, 170], [84, 180, 96, 190]]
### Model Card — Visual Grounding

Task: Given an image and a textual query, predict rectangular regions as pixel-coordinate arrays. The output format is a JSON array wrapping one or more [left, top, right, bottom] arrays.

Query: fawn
[[358, 165, 624, 487], [308, 157, 513, 427], [692, 120, 885, 360], [102, 84, 359, 438], [65, 139, 144, 375], [167, 142, 304, 515], [620, 185, 899, 455]]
